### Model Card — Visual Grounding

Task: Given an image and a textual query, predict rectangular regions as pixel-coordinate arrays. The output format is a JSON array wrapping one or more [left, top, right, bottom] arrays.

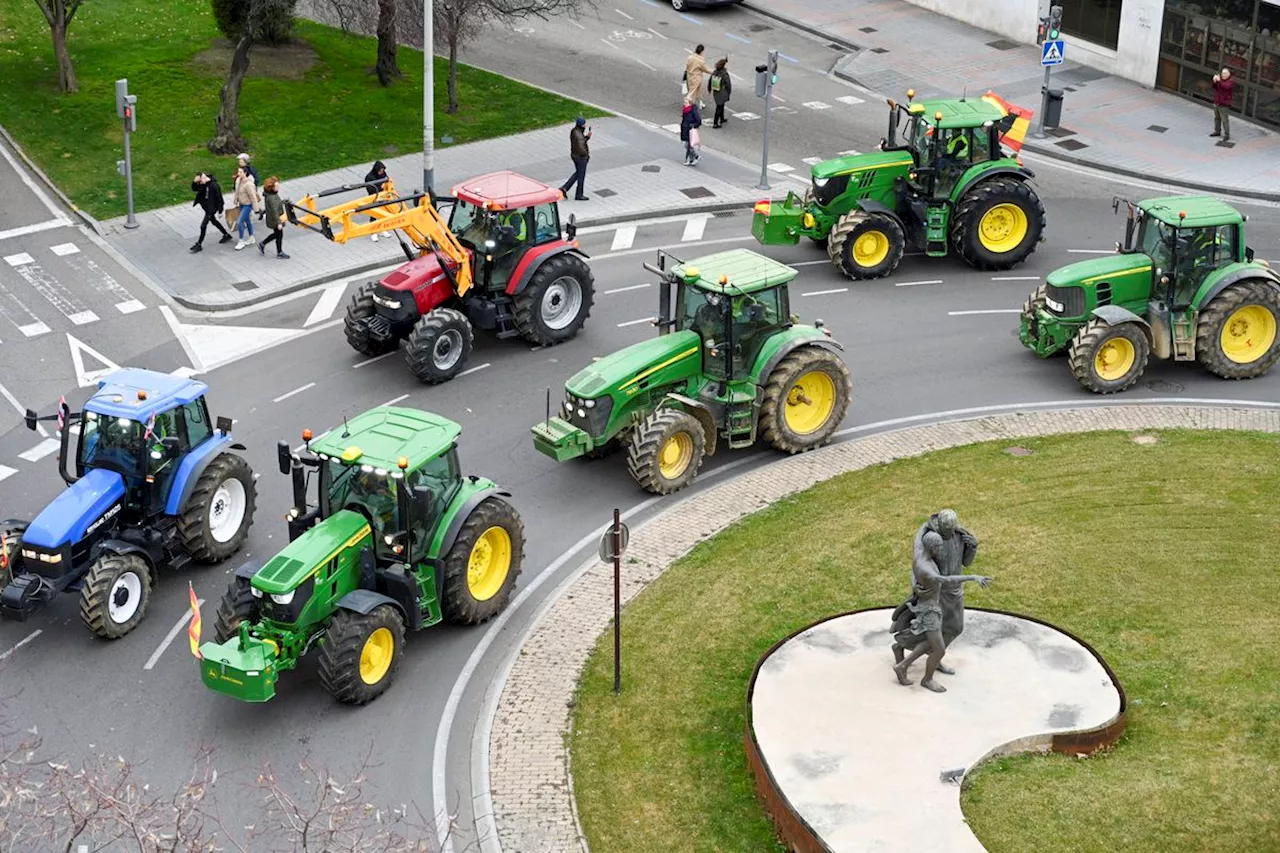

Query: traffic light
[[1048, 4, 1062, 39], [1037, 17, 1049, 45], [767, 50, 779, 86], [123, 98, 136, 132]]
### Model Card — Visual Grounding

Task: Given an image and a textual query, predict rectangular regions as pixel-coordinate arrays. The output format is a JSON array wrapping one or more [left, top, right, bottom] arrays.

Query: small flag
[[143, 412, 156, 441], [1, 531, 9, 571], [981, 91, 1033, 155], [56, 396, 67, 433], [187, 582, 202, 659]]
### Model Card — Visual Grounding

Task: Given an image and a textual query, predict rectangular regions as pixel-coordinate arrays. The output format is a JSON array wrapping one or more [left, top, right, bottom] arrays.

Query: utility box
[[1044, 88, 1064, 128]]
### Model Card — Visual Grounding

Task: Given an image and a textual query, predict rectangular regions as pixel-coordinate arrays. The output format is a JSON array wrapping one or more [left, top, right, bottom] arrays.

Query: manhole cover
[[681, 186, 715, 199], [595, 188, 617, 198], [1144, 379, 1184, 393], [641, 164, 661, 173], [1047, 126, 1076, 137], [1056, 138, 1090, 151], [871, 47, 890, 54], [1146, 124, 1168, 133], [747, 23, 770, 32], [231, 280, 259, 291], [860, 26, 878, 33], [986, 39, 1020, 51]]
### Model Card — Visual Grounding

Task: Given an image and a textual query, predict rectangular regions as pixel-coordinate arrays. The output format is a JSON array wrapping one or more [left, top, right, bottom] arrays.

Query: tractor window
[[1139, 218, 1175, 273], [329, 461, 400, 555], [971, 127, 993, 164], [730, 289, 783, 376], [908, 117, 932, 162], [532, 203, 560, 244], [934, 128, 971, 197], [406, 450, 461, 549], [181, 399, 212, 449], [78, 412, 143, 477], [449, 200, 480, 239], [680, 287, 726, 341], [1173, 225, 1238, 307]]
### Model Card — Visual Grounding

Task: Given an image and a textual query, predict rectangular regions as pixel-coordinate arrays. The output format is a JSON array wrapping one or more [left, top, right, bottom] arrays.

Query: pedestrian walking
[[1211, 68, 1234, 142], [680, 102, 703, 166], [257, 177, 290, 259], [710, 58, 732, 128], [685, 44, 713, 108], [189, 172, 232, 253], [237, 152, 265, 221], [559, 117, 592, 202], [232, 165, 260, 250]]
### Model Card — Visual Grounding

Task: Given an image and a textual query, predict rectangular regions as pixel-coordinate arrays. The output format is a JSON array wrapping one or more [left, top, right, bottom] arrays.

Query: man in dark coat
[[190, 172, 231, 253], [559, 117, 591, 202], [364, 160, 389, 195]]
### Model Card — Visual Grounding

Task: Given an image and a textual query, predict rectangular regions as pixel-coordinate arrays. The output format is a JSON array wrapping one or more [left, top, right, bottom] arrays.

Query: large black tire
[[79, 553, 152, 639], [404, 307, 474, 384], [1195, 281, 1280, 380], [759, 348, 852, 453], [179, 453, 256, 564], [514, 252, 595, 346], [440, 498, 525, 625], [626, 408, 706, 495], [951, 176, 1046, 271], [828, 211, 905, 280], [344, 282, 399, 357], [212, 577, 260, 643], [1068, 319, 1149, 394], [317, 606, 405, 705]]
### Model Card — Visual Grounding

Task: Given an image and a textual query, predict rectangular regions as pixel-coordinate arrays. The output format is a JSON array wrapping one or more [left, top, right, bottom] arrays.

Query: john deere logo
[[207, 667, 244, 686]]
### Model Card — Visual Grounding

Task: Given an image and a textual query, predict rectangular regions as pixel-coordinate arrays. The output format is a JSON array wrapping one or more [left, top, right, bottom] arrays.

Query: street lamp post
[[423, 0, 434, 196]]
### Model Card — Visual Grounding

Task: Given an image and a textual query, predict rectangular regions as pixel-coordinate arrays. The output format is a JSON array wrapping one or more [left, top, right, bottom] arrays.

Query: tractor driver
[[935, 128, 970, 195], [345, 468, 400, 549]]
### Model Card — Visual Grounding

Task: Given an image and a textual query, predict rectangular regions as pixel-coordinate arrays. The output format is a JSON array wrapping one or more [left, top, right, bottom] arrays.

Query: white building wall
[[901, 0, 1166, 88]]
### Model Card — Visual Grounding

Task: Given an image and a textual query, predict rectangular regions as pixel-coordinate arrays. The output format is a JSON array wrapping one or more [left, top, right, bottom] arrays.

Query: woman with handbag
[[232, 165, 260, 250], [680, 101, 703, 166], [710, 58, 732, 128]]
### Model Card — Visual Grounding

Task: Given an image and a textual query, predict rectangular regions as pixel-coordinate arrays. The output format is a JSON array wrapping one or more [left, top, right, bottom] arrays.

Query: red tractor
[[288, 171, 595, 383]]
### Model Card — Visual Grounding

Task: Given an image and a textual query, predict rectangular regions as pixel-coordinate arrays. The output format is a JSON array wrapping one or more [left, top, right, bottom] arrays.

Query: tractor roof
[[84, 368, 208, 421], [1139, 195, 1244, 228], [451, 171, 562, 209], [912, 97, 1006, 129], [309, 406, 460, 471], [672, 248, 798, 294]]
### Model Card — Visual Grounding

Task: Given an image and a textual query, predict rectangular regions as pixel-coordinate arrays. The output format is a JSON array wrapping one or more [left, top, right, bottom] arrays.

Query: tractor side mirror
[[277, 440, 292, 476], [162, 436, 181, 460], [24, 408, 37, 431], [1246, 246, 1255, 262], [565, 213, 577, 241]]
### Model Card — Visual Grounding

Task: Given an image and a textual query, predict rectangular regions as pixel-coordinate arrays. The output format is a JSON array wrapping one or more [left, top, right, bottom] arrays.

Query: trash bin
[[1045, 88, 1064, 129]]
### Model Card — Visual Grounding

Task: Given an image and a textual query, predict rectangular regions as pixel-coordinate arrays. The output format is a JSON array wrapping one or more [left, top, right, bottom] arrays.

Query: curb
[[0, 123, 108, 236], [741, 1, 864, 54]]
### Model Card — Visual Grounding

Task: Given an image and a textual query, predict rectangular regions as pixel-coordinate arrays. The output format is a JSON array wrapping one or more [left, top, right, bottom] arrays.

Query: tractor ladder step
[[726, 401, 756, 449], [1173, 316, 1196, 360], [925, 206, 948, 256]]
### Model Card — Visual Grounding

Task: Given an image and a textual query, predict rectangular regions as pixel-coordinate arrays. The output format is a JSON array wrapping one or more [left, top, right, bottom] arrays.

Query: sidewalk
[[745, 0, 1280, 201], [97, 118, 787, 311]]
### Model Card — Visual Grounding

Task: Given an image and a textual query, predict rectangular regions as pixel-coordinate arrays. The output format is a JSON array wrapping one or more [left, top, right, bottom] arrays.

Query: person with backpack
[[710, 58, 732, 128], [189, 172, 232, 253], [257, 176, 290, 260], [680, 101, 703, 166]]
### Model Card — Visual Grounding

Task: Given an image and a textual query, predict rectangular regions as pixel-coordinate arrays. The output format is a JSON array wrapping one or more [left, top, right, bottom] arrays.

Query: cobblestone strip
[[489, 405, 1280, 852]]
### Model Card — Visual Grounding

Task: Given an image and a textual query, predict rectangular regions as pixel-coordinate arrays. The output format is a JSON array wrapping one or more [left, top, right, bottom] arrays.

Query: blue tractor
[[0, 369, 257, 639]]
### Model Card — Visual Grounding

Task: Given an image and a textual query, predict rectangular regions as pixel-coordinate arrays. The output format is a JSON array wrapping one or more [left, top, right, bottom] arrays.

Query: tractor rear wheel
[[514, 253, 595, 346], [1195, 281, 1280, 380], [1068, 319, 1149, 394], [213, 578, 260, 643], [80, 553, 152, 639], [317, 605, 405, 705], [404, 307, 474, 384], [828, 211, 905, 280], [760, 348, 852, 453], [951, 177, 1045, 270], [344, 282, 399, 357], [441, 498, 525, 625], [626, 408, 706, 495], [180, 454, 256, 564]]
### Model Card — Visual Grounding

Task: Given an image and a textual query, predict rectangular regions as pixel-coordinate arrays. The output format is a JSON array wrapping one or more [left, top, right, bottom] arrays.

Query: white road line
[[948, 309, 1022, 315], [605, 283, 650, 294], [611, 225, 636, 251], [802, 157, 824, 165], [615, 8, 633, 19], [802, 287, 849, 297], [768, 163, 795, 173], [10, 257, 98, 325], [458, 362, 491, 377], [4, 253, 33, 266], [617, 317, 655, 327], [633, 57, 656, 71], [0, 274, 49, 337], [382, 393, 410, 407], [661, 123, 682, 134], [1067, 249, 1112, 254], [305, 284, 347, 327], [0, 379, 47, 437], [647, 27, 667, 39], [0, 465, 16, 482], [895, 279, 944, 287], [353, 351, 399, 369], [0, 219, 66, 242], [0, 139, 66, 220], [732, 111, 760, 120], [571, 20, 586, 30], [836, 95, 865, 106], [595, 235, 753, 262], [19, 438, 59, 462], [681, 216, 709, 242], [791, 260, 831, 267], [115, 299, 145, 314], [803, 101, 831, 110], [772, 95, 787, 103], [50, 242, 79, 256], [600, 37, 621, 51], [838, 149, 861, 156], [143, 602, 202, 670], [0, 630, 42, 662], [272, 382, 315, 403], [991, 276, 1041, 281], [62, 254, 144, 316]]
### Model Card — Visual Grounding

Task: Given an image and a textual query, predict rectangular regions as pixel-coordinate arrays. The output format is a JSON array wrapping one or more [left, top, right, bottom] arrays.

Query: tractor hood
[[566, 330, 702, 399], [250, 509, 371, 596], [378, 251, 461, 294], [813, 149, 915, 180], [21, 468, 125, 550], [1045, 253, 1153, 288]]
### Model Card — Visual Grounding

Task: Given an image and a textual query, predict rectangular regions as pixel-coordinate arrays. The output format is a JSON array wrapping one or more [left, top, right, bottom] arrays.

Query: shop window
[[1060, 0, 1124, 51]]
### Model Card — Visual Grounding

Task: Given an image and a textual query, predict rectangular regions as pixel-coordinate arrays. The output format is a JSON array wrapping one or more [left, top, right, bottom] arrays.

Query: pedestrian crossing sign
[[1041, 39, 1065, 66]]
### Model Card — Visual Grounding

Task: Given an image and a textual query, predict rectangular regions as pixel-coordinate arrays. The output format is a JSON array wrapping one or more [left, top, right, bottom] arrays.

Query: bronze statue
[[889, 509, 991, 693]]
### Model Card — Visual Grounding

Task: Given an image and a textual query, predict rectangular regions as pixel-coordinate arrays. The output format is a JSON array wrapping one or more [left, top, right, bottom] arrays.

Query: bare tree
[[429, 0, 491, 114], [30, 0, 86, 93], [209, 0, 298, 154], [376, 0, 402, 86]]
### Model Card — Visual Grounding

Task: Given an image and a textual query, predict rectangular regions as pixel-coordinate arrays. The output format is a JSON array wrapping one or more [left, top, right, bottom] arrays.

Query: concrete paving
[[751, 608, 1121, 852]]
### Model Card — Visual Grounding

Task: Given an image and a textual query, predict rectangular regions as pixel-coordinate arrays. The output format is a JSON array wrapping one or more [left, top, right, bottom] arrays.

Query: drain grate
[[871, 47, 889, 54], [859, 26, 878, 33], [1056, 138, 1089, 151], [1147, 124, 1168, 133], [681, 186, 715, 199], [595, 188, 617, 198], [641, 164, 661, 173], [231, 281, 258, 292], [1047, 126, 1076, 137], [986, 39, 1020, 51]]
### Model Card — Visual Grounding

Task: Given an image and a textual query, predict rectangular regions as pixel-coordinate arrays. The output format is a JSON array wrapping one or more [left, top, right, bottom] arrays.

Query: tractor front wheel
[[318, 605, 406, 705], [760, 348, 852, 453], [80, 553, 152, 639], [344, 282, 399, 357], [626, 408, 706, 495], [1068, 319, 1150, 394], [404, 308, 474, 384], [180, 454, 256, 564], [441, 498, 525, 625], [514, 253, 596, 346], [1195, 281, 1280, 380], [213, 578, 260, 643], [828, 211, 905, 280], [951, 177, 1046, 270]]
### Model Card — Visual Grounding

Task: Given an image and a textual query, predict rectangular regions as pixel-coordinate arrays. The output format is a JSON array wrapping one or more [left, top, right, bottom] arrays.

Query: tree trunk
[[375, 0, 400, 86], [446, 37, 459, 114], [209, 33, 255, 154], [50, 18, 78, 93]]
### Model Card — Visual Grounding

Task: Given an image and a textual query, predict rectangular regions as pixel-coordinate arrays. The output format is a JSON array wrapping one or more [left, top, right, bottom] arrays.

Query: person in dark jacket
[[258, 176, 289, 259], [1211, 68, 1234, 142], [680, 102, 703, 166], [710, 58, 732, 128], [364, 160, 389, 194], [189, 172, 232, 253], [558, 117, 592, 202]]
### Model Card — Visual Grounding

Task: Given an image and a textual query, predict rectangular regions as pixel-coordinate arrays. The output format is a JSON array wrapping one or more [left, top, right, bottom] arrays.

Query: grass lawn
[[571, 429, 1280, 853], [0, 1, 606, 219]]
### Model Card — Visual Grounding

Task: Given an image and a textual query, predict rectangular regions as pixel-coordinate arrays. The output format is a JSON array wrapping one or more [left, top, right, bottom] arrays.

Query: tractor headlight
[[270, 591, 295, 605], [250, 586, 264, 598], [585, 399, 595, 408], [578, 408, 586, 418], [813, 177, 829, 188], [1045, 296, 1064, 313], [372, 294, 401, 309]]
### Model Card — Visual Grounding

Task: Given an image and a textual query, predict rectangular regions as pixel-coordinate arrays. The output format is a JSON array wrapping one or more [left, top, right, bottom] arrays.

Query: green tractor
[[531, 248, 852, 495], [752, 89, 1045, 280], [1019, 195, 1280, 393], [196, 406, 523, 704]]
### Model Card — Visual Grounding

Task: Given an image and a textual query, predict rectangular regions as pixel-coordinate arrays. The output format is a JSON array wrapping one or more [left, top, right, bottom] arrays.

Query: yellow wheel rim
[[467, 526, 512, 602], [978, 203, 1029, 254], [1220, 304, 1278, 364], [1094, 336, 1136, 381], [359, 627, 394, 685], [784, 370, 837, 435], [657, 431, 694, 480], [852, 230, 890, 268]]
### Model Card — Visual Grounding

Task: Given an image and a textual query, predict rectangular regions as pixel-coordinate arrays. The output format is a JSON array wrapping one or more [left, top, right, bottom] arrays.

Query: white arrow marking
[[67, 333, 120, 387], [611, 226, 636, 251], [304, 284, 346, 327]]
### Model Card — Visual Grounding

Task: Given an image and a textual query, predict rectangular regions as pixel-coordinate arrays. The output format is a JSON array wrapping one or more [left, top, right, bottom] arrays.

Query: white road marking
[[791, 260, 831, 266], [991, 276, 1041, 281], [681, 216, 709, 242], [617, 317, 655, 327], [1067, 249, 1112, 254], [600, 38, 621, 51], [143, 602, 202, 670], [0, 274, 50, 337], [611, 225, 636, 251], [615, 8, 633, 19], [0, 136, 67, 219], [0, 630, 42, 662], [772, 95, 787, 103], [19, 438, 59, 462], [605, 283, 650, 294], [726, 32, 752, 44], [0, 464, 16, 482], [4, 253, 33, 266], [61, 254, 144, 316], [304, 284, 346, 327], [633, 57, 657, 71], [115, 299, 145, 314], [595, 235, 754, 262], [382, 393, 410, 407], [732, 111, 760, 120], [647, 27, 667, 40], [768, 163, 795, 173], [948, 309, 1022, 315], [895, 279, 944, 287], [803, 101, 831, 110], [50, 242, 79, 256], [353, 351, 399, 369], [570, 20, 586, 29], [802, 288, 849, 297], [458, 362, 491, 377], [272, 382, 316, 403], [0, 219, 66, 242], [68, 333, 120, 387], [0, 380, 47, 436], [778, 52, 799, 63], [162, 308, 306, 373], [836, 95, 865, 106], [11, 258, 98, 325], [838, 149, 861, 156], [802, 157, 824, 165], [170, 366, 200, 378], [662, 123, 682, 134]]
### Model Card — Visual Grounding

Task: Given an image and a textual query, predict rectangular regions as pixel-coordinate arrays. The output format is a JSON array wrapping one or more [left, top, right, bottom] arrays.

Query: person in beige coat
[[232, 166, 260, 250], [684, 44, 713, 107]]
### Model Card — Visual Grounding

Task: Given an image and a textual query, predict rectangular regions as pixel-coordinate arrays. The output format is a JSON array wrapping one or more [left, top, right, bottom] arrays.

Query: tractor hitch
[[531, 416, 593, 462], [199, 623, 280, 703]]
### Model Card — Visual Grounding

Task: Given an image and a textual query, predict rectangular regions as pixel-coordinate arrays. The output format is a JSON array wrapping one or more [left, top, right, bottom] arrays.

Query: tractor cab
[[1117, 196, 1246, 309], [884, 92, 1009, 200]]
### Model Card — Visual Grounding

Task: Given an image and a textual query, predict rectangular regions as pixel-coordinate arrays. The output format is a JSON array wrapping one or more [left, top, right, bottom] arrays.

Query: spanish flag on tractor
[[188, 581, 202, 659], [981, 91, 1032, 155]]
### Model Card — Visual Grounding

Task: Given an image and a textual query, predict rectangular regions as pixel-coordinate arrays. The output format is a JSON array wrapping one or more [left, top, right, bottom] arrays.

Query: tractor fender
[[233, 560, 261, 582], [1091, 303, 1151, 335], [164, 435, 233, 517], [335, 588, 406, 620], [436, 486, 513, 558], [93, 539, 158, 574], [952, 166, 1035, 205], [854, 199, 906, 231], [505, 242, 588, 296], [662, 393, 718, 457], [1193, 264, 1280, 310], [757, 336, 847, 387]]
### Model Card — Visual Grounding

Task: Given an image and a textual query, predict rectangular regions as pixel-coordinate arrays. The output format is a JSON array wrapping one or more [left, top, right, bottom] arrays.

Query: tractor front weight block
[[1019, 310, 1068, 358], [199, 636, 280, 703], [531, 416, 594, 462], [751, 192, 808, 246]]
